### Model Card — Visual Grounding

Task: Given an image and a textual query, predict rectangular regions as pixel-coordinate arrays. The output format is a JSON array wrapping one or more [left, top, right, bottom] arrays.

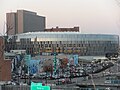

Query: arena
[[6, 32, 119, 56]]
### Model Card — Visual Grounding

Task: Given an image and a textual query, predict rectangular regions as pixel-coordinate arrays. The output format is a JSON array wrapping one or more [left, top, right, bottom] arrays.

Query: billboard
[[29, 60, 40, 74], [24, 55, 31, 66], [73, 55, 78, 65]]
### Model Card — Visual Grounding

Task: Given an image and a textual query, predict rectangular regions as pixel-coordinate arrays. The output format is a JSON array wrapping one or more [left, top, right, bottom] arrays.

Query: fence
[[1, 85, 30, 90], [0, 85, 80, 90]]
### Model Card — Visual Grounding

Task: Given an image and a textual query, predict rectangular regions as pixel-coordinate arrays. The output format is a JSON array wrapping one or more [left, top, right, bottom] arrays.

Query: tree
[[43, 60, 53, 72], [60, 58, 68, 68], [115, 0, 120, 6]]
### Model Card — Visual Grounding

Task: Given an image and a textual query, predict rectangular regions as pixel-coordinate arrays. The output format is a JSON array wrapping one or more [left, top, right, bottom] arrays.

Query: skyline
[[0, 0, 120, 36]]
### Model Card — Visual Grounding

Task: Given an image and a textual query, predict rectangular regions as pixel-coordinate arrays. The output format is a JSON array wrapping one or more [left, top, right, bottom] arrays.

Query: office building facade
[[6, 32, 119, 56], [6, 10, 45, 35]]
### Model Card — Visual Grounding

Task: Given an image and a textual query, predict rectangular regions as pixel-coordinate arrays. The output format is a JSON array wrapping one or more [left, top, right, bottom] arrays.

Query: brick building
[[45, 26, 79, 32], [0, 37, 11, 81]]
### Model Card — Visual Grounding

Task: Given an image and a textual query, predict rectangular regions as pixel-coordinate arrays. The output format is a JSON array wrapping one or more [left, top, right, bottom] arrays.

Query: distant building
[[0, 36, 11, 81], [6, 10, 46, 35], [45, 26, 79, 32]]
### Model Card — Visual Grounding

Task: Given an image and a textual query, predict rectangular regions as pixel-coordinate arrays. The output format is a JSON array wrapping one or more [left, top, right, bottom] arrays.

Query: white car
[[104, 80, 111, 84]]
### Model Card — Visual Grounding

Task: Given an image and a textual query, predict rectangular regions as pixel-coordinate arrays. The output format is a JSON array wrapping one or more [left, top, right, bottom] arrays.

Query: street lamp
[[45, 71, 47, 85], [89, 74, 96, 90], [53, 52, 57, 76], [50, 64, 53, 79]]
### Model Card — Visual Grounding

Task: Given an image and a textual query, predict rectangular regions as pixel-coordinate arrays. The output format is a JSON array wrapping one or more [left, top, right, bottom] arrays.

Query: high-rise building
[[6, 10, 45, 35]]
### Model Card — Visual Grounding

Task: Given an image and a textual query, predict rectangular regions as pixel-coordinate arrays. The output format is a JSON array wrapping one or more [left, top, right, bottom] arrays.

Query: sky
[[0, 0, 120, 36]]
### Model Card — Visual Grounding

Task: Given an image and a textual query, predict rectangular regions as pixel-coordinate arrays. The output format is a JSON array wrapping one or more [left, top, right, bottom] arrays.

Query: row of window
[[16, 33, 119, 42]]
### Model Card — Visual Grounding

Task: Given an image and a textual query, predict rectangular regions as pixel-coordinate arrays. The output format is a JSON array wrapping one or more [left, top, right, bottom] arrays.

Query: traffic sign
[[31, 82, 50, 90]]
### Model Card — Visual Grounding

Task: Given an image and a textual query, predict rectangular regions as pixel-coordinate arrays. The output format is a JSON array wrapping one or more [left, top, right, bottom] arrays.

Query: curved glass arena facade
[[7, 32, 119, 56]]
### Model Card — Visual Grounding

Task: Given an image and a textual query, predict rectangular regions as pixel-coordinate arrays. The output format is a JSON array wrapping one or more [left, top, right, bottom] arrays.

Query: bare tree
[[43, 59, 53, 72], [115, 0, 120, 7], [6, 23, 13, 36]]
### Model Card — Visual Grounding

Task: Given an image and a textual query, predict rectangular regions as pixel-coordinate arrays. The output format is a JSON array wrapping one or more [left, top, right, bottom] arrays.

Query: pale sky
[[0, 0, 120, 36]]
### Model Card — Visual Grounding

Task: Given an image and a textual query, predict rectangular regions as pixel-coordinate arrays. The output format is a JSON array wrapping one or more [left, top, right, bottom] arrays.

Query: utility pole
[[89, 74, 96, 90], [53, 52, 57, 76], [50, 64, 53, 79]]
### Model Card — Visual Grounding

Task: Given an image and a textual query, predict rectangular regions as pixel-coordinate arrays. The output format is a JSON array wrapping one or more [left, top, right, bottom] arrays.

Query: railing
[[1, 85, 30, 90], [0, 85, 80, 90]]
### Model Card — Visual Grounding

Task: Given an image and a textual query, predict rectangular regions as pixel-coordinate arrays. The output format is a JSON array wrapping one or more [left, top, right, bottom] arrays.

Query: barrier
[[0, 85, 80, 90]]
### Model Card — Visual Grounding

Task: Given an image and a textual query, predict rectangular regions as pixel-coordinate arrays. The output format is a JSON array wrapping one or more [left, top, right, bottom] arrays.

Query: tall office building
[[6, 10, 45, 35]]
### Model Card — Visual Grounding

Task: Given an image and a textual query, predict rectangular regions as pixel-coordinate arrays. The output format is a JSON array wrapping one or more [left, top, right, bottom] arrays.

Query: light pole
[[50, 64, 53, 79], [69, 65, 72, 82], [45, 71, 47, 85], [53, 52, 57, 76], [89, 74, 96, 90]]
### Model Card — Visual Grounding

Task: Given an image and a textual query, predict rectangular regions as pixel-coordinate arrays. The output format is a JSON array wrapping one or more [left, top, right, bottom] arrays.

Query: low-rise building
[[45, 26, 79, 32], [5, 32, 119, 57]]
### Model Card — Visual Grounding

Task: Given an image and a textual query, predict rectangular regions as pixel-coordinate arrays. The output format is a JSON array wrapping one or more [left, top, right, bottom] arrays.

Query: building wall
[[45, 26, 79, 32], [0, 37, 11, 81], [0, 60, 11, 81], [0, 37, 4, 60]]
